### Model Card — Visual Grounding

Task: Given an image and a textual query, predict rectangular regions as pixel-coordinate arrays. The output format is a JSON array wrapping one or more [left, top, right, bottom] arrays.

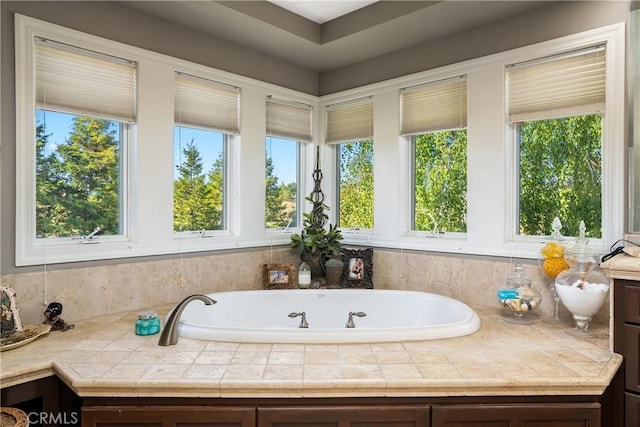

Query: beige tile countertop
[[0, 304, 621, 399], [601, 252, 640, 281]]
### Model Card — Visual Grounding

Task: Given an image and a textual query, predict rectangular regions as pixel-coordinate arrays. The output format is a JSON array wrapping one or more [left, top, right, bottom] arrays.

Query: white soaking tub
[[172, 289, 481, 344]]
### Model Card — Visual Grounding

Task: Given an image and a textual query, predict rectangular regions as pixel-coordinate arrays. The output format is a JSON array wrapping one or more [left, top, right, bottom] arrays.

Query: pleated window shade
[[35, 38, 137, 122], [507, 46, 606, 123], [401, 76, 467, 136], [174, 72, 240, 134], [266, 98, 312, 142], [325, 97, 373, 145]]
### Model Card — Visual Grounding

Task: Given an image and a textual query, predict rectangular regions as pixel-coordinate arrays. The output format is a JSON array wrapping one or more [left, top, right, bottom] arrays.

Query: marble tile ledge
[[601, 252, 640, 281], [0, 305, 622, 398]]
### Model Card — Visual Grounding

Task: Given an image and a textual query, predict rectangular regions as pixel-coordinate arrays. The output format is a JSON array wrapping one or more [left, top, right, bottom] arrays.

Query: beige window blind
[[174, 72, 240, 134], [266, 97, 312, 142], [325, 96, 373, 145], [35, 37, 137, 122], [507, 45, 606, 123], [401, 76, 467, 136]]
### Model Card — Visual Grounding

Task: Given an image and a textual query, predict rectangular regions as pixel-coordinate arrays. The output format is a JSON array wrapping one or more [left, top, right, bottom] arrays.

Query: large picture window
[[265, 98, 311, 230], [402, 76, 468, 234], [507, 46, 605, 238], [326, 97, 374, 230], [173, 72, 239, 233], [34, 37, 136, 240]]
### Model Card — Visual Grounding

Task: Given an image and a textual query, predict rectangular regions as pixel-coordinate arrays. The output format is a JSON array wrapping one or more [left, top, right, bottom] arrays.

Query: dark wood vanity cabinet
[[81, 406, 256, 427], [78, 398, 614, 427], [256, 405, 430, 427], [613, 278, 640, 427], [430, 403, 601, 427]]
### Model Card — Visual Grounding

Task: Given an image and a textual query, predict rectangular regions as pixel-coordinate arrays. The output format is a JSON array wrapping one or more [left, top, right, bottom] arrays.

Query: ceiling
[[267, 0, 379, 23], [119, 0, 549, 73]]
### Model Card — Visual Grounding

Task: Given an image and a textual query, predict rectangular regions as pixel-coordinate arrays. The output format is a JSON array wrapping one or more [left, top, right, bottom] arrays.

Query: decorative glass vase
[[498, 263, 541, 324], [537, 217, 570, 323], [555, 227, 610, 337]]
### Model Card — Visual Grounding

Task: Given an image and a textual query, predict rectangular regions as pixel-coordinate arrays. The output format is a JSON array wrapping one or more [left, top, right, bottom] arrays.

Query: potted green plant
[[289, 148, 343, 280]]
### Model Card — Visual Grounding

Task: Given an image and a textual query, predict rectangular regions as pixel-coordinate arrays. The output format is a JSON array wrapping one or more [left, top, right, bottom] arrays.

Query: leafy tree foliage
[[173, 140, 224, 231], [519, 115, 602, 238], [265, 156, 291, 228], [36, 115, 120, 238], [413, 130, 467, 232], [338, 140, 374, 229], [35, 114, 602, 241]]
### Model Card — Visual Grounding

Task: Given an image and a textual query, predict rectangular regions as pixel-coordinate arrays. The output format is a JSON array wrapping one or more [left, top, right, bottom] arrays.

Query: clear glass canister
[[135, 311, 161, 336], [298, 261, 311, 288], [498, 263, 542, 323]]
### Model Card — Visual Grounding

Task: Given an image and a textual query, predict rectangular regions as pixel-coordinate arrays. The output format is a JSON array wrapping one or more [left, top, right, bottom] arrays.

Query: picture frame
[[263, 263, 297, 289], [341, 248, 373, 289]]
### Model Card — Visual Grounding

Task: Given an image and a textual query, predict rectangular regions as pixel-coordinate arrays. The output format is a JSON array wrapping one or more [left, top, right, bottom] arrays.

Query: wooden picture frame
[[263, 263, 297, 289], [341, 248, 373, 289]]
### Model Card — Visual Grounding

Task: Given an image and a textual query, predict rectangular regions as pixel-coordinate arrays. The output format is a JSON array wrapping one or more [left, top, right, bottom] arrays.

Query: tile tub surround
[[1, 248, 582, 326], [0, 305, 621, 398]]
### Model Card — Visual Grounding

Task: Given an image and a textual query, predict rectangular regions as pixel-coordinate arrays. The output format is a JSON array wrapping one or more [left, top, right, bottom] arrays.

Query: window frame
[[15, 14, 624, 265], [320, 22, 624, 258], [15, 14, 318, 266], [16, 15, 139, 265]]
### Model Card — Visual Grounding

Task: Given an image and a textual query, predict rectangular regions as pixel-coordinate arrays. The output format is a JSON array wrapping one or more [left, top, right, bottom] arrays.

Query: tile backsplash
[[1, 247, 591, 325]]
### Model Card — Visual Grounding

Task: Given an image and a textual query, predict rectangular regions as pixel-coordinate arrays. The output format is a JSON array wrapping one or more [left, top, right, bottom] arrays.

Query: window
[[401, 76, 468, 234], [34, 37, 136, 240], [326, 97, 374, 229], [265, 98, 312, 230], [173, 72, 239, 233], [507, 46, 605, 238], [173, 126, 227, 232]]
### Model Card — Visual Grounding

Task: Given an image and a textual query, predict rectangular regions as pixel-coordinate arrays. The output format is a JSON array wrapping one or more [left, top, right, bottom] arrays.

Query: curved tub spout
[[158, 295, 217, 346]]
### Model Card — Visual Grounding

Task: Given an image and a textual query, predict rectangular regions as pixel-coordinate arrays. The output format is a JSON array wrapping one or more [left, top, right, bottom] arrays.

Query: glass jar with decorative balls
[[498, 263, 542, 324]]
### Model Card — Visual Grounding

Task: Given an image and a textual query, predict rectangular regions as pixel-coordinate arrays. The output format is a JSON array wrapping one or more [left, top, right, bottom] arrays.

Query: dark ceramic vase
[[325, 256, 344, 288]]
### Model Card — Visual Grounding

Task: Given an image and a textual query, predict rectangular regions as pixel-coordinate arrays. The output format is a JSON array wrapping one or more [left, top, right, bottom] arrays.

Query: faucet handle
[[288, 312, 309, 328], [346, 311, 367, 328]]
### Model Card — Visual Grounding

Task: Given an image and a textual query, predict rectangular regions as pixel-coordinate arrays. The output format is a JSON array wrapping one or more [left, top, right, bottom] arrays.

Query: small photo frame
[[341, 248, 373, 289], [263, 263, 297, 289]]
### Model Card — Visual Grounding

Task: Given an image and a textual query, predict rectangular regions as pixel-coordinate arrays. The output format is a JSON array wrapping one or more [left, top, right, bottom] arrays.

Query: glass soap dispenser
[[498, 263, 541, 324]]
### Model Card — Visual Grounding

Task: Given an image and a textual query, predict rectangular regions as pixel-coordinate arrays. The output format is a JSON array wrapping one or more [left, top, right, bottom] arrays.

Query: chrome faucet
[[288, 312, 309, 328], [158, 294, 217, 346], [346, 311, 366, 328]]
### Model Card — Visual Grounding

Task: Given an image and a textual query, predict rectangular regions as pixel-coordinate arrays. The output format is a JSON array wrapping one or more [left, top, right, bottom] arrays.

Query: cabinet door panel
[[627, 393, 640, 427], [257, 405, 429, 427], [625, 324, 640, 393], [625, 284, 640, 324], [431, 403, 600, 427], [81, 406, 255, 427]]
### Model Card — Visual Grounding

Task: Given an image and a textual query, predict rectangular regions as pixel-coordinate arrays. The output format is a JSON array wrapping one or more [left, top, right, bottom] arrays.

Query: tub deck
[[0, 304, 620, 398]]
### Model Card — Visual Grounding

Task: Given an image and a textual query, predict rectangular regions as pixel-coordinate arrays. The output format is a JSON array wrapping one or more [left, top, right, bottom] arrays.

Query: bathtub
[[174, 289, 481, 344]]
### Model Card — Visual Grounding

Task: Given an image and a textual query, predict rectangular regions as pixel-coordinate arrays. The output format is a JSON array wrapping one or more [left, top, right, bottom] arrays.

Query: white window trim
[[15, 15, 318, 266], [320, 22, 624, 259], [15, 15, 624, 265]]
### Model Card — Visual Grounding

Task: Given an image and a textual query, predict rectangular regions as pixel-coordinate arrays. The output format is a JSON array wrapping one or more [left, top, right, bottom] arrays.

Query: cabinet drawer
[[625, 324, 640, 393], [626, 393, 640, 427], [625, 284, 640, 324]]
